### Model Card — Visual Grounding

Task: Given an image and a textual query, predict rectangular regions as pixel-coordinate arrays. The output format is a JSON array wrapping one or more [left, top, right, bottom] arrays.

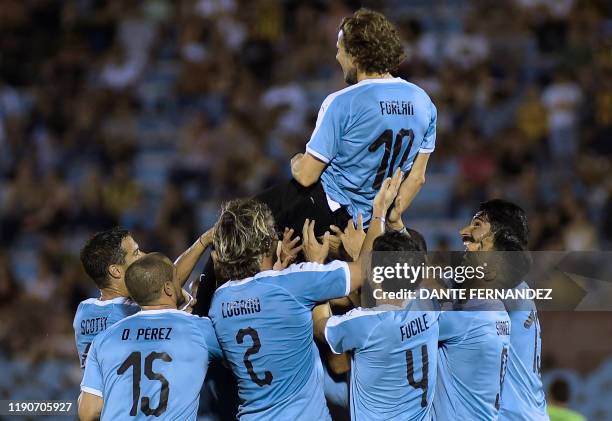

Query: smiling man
[[434, 199, 547, 420], [460, 199, 548, 421], [256, 8, 436, 237]]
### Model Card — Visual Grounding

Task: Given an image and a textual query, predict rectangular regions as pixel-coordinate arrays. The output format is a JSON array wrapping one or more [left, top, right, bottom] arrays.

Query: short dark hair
[[80, 227, 130, 288], [373, 230, 427, 292], [213, 199, 277, 283], [373, 230, 426, 252], [478, 199, 529, 251], [125, 253, 174, 306], [339, 9, 405, 75]]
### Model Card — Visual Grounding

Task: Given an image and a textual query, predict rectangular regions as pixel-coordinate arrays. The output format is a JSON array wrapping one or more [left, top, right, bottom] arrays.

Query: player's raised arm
[[387, 153, 430, 230], [291, 152, 327, 187], [346, 168, 403, 289], [174, 227, 214, 287]]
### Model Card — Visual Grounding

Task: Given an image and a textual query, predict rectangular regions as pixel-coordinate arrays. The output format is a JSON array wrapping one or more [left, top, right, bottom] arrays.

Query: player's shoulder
[[328, 306, 387, 328], [395, 78, 431, 97], [216, 260, 347, 290], [284, 260, 348, 275], [76, 296, 136, 311], [93, 308, 144, 344]]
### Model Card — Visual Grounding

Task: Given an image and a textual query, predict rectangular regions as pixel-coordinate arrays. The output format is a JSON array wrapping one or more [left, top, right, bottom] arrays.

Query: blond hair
[[214, 199, 277, 282]]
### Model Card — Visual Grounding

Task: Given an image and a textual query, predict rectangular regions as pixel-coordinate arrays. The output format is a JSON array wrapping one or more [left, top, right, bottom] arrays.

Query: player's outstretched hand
[[330, 213, 366, 262], [280, 227, 302, 263], [373, 168, 403, 214], [387, 197, 405, 231], [272, 240, 289, 271], [302, 219, 330, 264]]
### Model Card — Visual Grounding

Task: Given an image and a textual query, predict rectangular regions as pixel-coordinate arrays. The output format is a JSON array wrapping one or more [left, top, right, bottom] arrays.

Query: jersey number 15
[[117, 351, 172, 416]]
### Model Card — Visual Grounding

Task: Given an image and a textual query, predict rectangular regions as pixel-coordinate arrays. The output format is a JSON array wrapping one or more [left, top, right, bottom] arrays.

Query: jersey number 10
[[369, 128, 415, 189]]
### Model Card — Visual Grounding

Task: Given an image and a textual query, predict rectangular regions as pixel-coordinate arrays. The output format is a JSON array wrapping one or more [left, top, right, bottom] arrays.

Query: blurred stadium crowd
[[0, 0, 610, 418]]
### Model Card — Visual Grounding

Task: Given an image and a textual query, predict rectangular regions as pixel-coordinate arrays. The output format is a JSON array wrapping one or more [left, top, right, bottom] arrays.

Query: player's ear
[[108, 264, 122, 280], [163, 281, 174, 298]]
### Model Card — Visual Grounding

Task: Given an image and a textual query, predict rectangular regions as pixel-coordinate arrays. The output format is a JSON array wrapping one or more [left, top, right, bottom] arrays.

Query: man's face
[[121, 236, 144, 268], [460, 212, 495, 252], [336, 32, 358, 85], [112, 236, 145, 291]]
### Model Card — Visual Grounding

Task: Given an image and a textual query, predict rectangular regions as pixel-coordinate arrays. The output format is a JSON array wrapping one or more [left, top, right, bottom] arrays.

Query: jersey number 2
[[117, 351, 172, 416], [236, 327, 273, 386], [369, 128, 415, 189]]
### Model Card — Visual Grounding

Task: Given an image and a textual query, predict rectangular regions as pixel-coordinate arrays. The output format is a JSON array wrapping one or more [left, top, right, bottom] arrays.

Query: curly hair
[[213, 199, 277, 283], [477, 199, 529, 251], [339, 9, 405, 75]]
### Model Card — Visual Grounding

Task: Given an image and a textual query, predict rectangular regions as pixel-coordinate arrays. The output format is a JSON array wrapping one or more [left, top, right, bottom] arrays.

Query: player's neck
[[357, 71, 393, 83], [99, 285, 128, 301], [140, 303, 177, 311]]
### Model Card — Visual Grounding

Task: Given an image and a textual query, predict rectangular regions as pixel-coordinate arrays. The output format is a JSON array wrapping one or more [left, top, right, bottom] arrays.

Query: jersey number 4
[[236, 327, 273, 386], [117, 351, 172, 416], [369, 128, 415, 189], [406, 344, 429, 408]]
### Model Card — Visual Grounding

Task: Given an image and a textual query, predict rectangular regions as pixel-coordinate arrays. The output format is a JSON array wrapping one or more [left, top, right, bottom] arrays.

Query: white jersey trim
[[81, 296, 134, 307], [324, 325, 342, 355], [217, 260, 351, 294], [81, 386, 102, 398], [306, 146, 330, 164], [324, 308, 386, 354], [419, 147, 435, 153]]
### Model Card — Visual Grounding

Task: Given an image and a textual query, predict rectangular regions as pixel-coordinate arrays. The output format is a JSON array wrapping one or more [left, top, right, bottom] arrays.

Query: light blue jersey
[[306, 77, 436, 223], [499, 282, 549, 420], [433, 301, 511, 421], [325, 300, 440, 421], [209, 261, 350, 420], [73, 296, 139, 368], [81, 309, 221, 420]]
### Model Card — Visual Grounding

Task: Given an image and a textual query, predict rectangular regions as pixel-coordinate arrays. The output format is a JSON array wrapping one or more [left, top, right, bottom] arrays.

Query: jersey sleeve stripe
[[326, 309, 386, 328], [342, 262, 351, 296], [419, 147, 435, 153], [81, 386, 103, 397], [324, 325, 342, 355], [306, 146, 330, 164]]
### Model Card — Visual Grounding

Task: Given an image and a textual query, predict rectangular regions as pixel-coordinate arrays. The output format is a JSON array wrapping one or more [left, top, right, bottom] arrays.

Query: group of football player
[[74, 180, 548, 420], [74, 8, 549, 420]]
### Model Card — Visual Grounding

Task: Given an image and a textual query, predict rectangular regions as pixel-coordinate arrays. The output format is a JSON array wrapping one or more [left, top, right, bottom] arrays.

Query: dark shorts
[[255, 178, 352, 237]]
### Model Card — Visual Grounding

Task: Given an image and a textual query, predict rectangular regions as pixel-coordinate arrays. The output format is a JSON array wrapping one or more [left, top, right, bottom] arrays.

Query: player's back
[[81, 309, 220, 421], [499, 282, 549, 420], [307, 78, 436, 222], [433, 301, 511, 421], [325, 300, 440, 421], [209, 261, 350, 420], [73, 296, 139, 368]]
